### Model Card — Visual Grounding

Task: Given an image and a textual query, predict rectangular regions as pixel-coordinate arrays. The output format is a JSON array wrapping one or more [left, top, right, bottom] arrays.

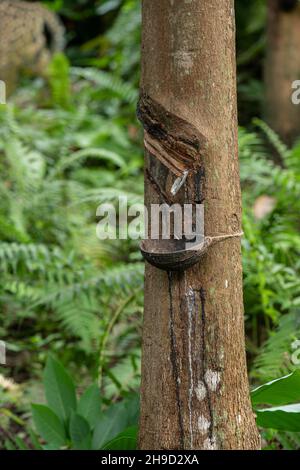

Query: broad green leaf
[[69, 413, 92, 450], [42, 444, 62, 450], [123, 393, 140, 426], [43, 356, 77, 423], [92, 401, 128, 450], [102, 426, 138, 450], [256, 404, 300, 432], [32, 404, 66, 447], [77, 384, 102, 429], [251, 371, 300, 406]]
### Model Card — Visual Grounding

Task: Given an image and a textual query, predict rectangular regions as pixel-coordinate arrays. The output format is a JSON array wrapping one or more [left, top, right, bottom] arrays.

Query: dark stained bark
[[138, 0, 260, 450], [265, 0, 300, 144]]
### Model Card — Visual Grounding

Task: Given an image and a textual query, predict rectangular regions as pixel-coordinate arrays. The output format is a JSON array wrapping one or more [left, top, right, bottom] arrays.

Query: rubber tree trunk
[[138, 0, 260, 450], [265, 0, 300, 145]]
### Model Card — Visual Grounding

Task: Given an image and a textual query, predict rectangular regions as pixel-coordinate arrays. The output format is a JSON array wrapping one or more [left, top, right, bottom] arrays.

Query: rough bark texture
[[265, 0, 300, 144], [139, 0, 260, 450]]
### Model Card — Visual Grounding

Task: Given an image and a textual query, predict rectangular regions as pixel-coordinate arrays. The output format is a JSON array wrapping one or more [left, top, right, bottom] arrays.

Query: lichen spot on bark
[[198, 415, 210, 435], [237, 414, 242, 425], [172, 51, 195, 75], [204, 369, 221, 392], [203, 436, 218, 450]]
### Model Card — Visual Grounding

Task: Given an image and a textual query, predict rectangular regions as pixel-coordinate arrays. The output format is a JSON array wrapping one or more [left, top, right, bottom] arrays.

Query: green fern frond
[[47, 53, 72, 109], [55, 148, 126, 174], [252, 311, 300, 382], [253, 118, 290, 162], [71, 68, 138, 104], [103, 348, 141, 399], [30, 263, 144, 308], [0, 242, 66, 275], [54, 294, 100, 352]]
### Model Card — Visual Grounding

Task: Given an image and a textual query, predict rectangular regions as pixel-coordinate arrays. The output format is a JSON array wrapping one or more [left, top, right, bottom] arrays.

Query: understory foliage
[[1, 0, 300, 450], [1, 62, 300, 448], [2, 356, 139, 450], [240, 122, 300, 381], [0, 54, 144, 449]]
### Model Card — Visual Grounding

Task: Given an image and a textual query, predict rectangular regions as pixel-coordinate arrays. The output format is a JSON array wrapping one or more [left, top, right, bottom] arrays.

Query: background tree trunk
[[265, 0, 300, 145], [138, 0, 260, 450]]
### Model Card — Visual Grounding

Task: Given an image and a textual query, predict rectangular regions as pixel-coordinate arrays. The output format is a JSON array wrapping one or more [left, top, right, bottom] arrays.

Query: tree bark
[[138, 0, 260, 450], [265, 0, 300, 145]]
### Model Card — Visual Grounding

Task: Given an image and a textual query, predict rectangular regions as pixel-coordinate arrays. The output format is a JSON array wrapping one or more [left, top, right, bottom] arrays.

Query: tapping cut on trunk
[[137, 93, 207, 176]]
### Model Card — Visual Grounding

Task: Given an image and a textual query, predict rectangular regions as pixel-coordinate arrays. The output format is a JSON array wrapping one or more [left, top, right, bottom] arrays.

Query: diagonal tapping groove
[[137, 93, 207, 176]]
